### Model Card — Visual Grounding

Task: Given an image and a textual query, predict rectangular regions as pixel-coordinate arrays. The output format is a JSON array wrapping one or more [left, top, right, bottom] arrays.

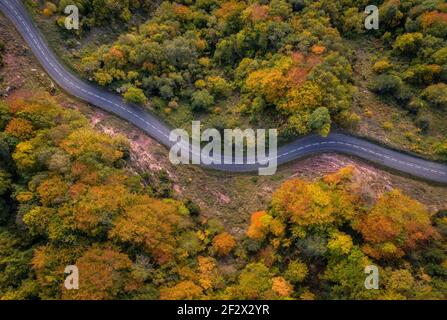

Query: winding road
[[2, 0, 447, 183]]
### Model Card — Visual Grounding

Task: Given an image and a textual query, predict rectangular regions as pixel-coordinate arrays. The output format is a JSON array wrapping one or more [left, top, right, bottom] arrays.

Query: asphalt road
[[2, 0, 447, 184]]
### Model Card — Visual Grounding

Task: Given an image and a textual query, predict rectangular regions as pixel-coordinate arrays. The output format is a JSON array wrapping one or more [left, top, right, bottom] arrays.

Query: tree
[[354, 190, 438, 260], [247, 211, 271, 241], [246, 211, 285, 241], [284, 260, 308, 284], [61, 128, 126, 165], [327, 232, 353, 255], [271, 276, 293, 298], [379, 0, 403, 29], [323, 248, 380, 300], [225, 263, 274, 299], [5, 118, 34, 140], [0, 170, 11, 196], [109, 197, 188, 264], [271, 178, 355, 228], [197, 256, 219, 290], [393, 33, 423, 56], [309, 107, 331, 137], [245, 68, 288, 104], [191, 89, 215, 111], [212, 232, 236, 256], [369, 75, 402, 95], [123, 87, 148, 105], [62, 246, 137, 300], [207, 76, 232, 98], [37, 176, 69, 207], [12, 141, 37, 172], [159, 281, 203, 300], [421, 83, 447, 109]]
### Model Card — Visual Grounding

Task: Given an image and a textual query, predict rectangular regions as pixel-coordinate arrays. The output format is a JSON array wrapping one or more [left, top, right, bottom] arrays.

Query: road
[[1, 0, 447, 184]]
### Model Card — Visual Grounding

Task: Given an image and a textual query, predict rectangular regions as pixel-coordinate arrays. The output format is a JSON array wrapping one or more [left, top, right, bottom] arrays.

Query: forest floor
[[1, 12, 447, 238]]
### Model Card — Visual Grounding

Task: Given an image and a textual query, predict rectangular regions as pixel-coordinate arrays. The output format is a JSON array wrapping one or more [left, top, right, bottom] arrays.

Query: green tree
[[191, 89, 214, 111], [421, 83, 447, 109], [309, 107, 332, 137], [123, 87, 148, 105]]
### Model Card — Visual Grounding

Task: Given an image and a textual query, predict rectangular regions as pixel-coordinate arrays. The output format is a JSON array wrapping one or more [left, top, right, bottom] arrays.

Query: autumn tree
[[159, 281, 203, 300], [284, 260, 308, 284], [354, 190, 439, 260], [224, 263, 275, 299], [271, 177, 356, 228], [212, 232, 236, 256], [109, 197, 189, 264], [62, 246, 138, 300], [123, 87, 148, 105]]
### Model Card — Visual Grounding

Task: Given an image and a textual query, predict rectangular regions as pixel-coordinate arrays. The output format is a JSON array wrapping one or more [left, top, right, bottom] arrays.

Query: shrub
[[309, 107, 332, 137], [43, 2, 57, 17], [369, 75, 402, 95], [432, 48, 447, 65], [123, 87, 148, 105], [415, 117, 430, 133], [421, 83, 447, 109], [407, 97, 427, 114], [393, 33, 423, 56], [403, 64, 442, 85], [373, 59, 393, 74], [191, 89, 215, 111], [382, 121, 394, 131]]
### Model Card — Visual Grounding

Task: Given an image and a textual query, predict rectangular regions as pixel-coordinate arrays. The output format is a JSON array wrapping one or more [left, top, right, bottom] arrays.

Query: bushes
[[403, 64, 442, 85], [191, 89, 215, 111], [369, 75, 402, 95], [393, 33, 424, 56], [373, 59, 393, 74], [432, 47, 447, 65], [309, 107, 331, 137], [123, 87, 148, 105], [421, 83, 447, 109]]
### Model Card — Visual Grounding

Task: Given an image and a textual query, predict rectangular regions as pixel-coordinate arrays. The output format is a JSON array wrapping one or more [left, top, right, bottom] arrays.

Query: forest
[[0, 94, 445, 299], [0, 0, 444, 300], [35, 0, 447, 146]]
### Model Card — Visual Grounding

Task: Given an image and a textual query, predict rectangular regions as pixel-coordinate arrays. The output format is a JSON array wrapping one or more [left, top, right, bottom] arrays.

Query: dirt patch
[[0, 13, 55, 96]]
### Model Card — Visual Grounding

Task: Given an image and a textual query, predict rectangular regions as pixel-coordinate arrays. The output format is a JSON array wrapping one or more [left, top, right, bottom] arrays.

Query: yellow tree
[[212, 232, 236, 256], [109, 196, 187, 264], [62, 246, 138, 300]]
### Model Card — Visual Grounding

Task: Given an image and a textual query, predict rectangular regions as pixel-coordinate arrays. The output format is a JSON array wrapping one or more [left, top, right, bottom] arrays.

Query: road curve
[[2, 0, 447, 184]]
